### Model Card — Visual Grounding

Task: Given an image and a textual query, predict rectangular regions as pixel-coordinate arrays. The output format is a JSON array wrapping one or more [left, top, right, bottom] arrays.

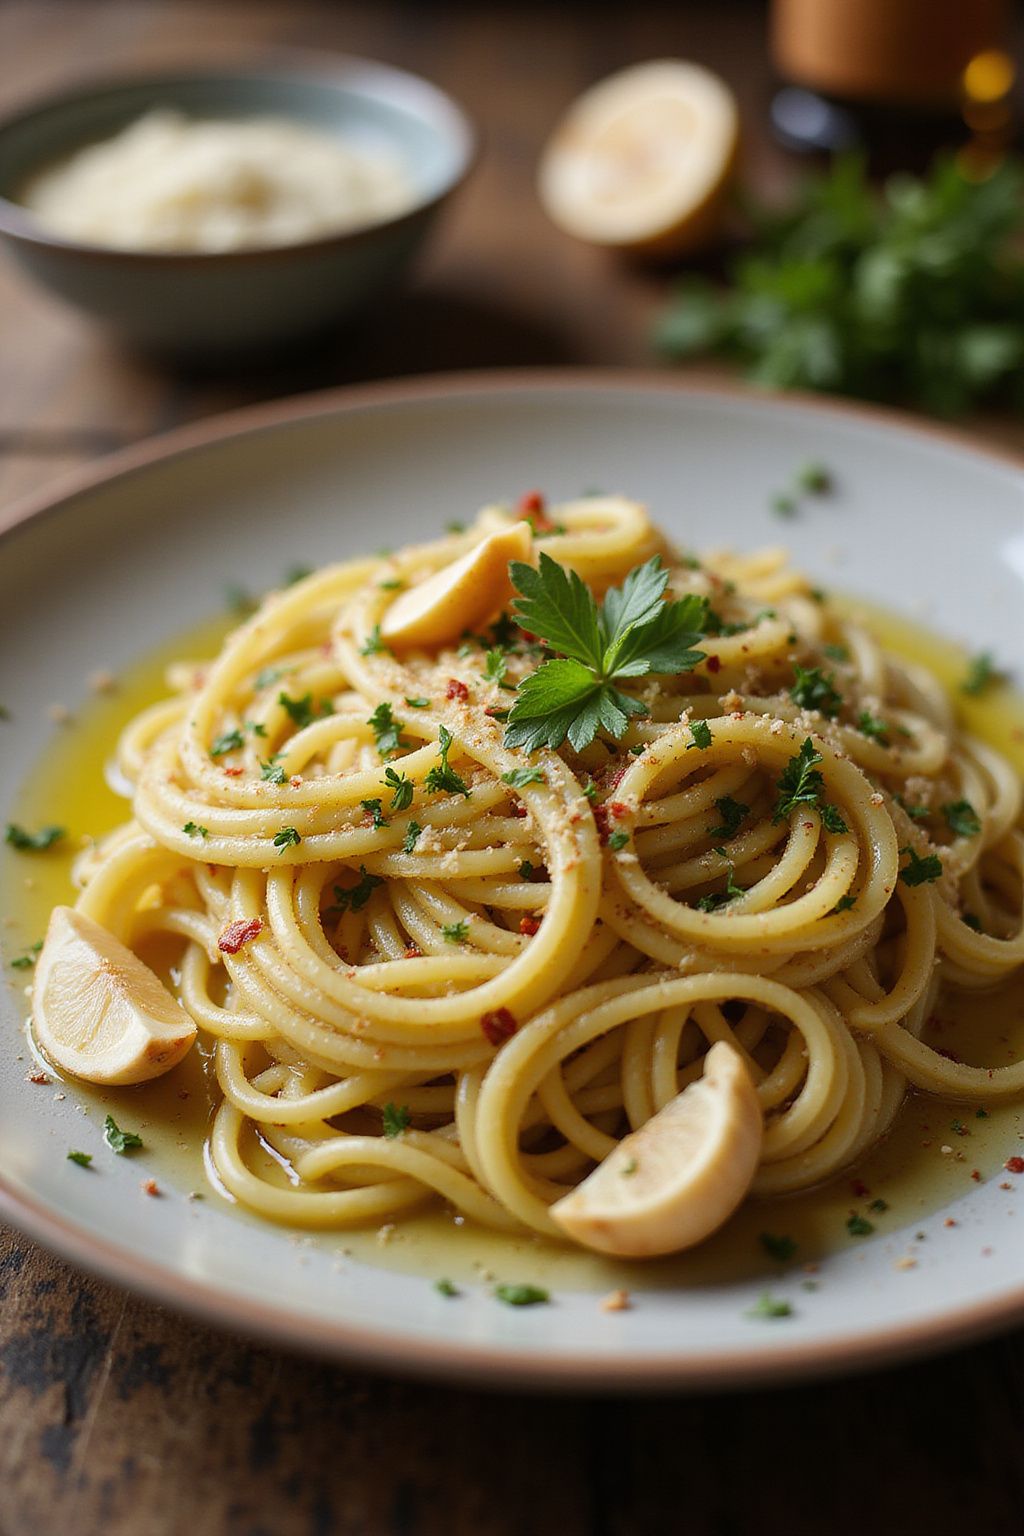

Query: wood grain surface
[[2, 4, 1023, 1533]]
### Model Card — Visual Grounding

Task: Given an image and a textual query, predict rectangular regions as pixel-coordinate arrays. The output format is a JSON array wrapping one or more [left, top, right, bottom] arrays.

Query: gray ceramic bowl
[[0, 60, 475, 359]]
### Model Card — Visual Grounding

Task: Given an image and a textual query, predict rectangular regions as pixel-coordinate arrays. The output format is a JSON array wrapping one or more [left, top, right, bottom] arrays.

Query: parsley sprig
[[503, 554, 708, 753]]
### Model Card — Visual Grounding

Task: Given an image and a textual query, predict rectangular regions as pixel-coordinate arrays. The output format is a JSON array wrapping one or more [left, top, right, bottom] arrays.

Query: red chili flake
[[481, 1008, 518, 1046], [222, 765, 244, 777], [218, 917, 263, 954], [519, 914, 540, 936], [971, 1169, 982, 1182], [26, 1069, 51, 1085], [706, 655, 721, 674], [404, 944, 422, 959], [850, 1178, 870, 1198], [1004, 1156, 1024, 1174], [511, 804, 529, 819], [518, 490, 546, 517], [608, 800, 629, 821], [446, 678, 469, 702], [944, 1218, 958, 1228], [518, 628, 540, 644], [142, 1179, 160, 1198]]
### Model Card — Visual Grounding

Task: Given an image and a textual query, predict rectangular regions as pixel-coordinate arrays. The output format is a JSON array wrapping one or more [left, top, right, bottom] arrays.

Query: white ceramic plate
[[2, 373, 1023, 1391]]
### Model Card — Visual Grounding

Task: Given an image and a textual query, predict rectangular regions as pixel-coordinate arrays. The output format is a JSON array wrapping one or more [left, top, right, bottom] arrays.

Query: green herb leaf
[[279, 691, 333, 730], [104, 1115, 143, 1154], [687, 719, 713, 751], [5, 823, 65, 852], [773, 738, 824, 821], [360, 625, 388, 657], [846, 1213, 875, 1237], [402, 822, 422, 853], [67, 1150, 92, 1167], [494, 1283, 550, 1307], [210, 729, 244, 757], [832, 894, 857, 914], [962, 650, 1001, 696], [361, 798, 388, 829], [759, 1232, 797, 1263], [382, 1102, 411, 1138], [384, 766, 414, 812], [857, 710, 890, 745], [790, 665, 842, 718], [709, 796, 749, 840], [272, 826, 301, 853], [425, 726, 471, 798], [820, 803, 849, 834], [500, 767, 546, 788], [329, 866, 384, 915], [746, 1292, 793, 1320], [442, 920, 469, 943], [435, 1277, 459, 1297], [608, 830, 630, 851], [183, 822, 208, 840], [367, 703, 406, 759], [405, 696, 430, 709], [260, 757, 286, 784], [942, 799, 981, 838], [899, 846, 944, 886]]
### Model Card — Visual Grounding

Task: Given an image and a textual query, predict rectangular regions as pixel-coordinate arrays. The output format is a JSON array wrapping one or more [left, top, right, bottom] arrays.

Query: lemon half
[[32, 906, 197, 1085], [551, 1041, 763, 1257], [539, 60, 739, 258]]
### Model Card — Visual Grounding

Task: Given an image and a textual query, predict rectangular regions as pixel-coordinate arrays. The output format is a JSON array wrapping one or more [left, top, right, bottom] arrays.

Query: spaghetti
[[60, 496, 1024, 1243]]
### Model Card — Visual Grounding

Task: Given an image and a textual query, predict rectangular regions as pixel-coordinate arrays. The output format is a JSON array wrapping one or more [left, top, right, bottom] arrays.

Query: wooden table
[[2, 4, 1023, 1532]]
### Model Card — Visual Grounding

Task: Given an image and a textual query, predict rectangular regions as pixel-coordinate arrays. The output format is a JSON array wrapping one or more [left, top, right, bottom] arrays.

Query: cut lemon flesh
[[381, 520, 532, 651], [539, 60, 739, 257], [32, 905, 196, 1086], [551, 1041, 762, 1257]]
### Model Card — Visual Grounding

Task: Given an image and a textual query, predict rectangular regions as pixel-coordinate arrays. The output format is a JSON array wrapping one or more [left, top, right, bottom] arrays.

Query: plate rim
[[3, 366, 1023, 1391]]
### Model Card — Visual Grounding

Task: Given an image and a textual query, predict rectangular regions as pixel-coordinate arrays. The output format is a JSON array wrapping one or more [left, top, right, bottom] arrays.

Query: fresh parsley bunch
[[504, 554, 707, 752], [657, 154, 1024, 417]]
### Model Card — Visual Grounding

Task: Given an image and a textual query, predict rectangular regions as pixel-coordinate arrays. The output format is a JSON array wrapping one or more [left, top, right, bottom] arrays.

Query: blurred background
[[1, 0, 1023, 513]]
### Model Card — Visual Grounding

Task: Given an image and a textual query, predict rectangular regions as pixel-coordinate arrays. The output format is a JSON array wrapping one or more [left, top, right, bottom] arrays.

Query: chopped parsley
[[104, 1115, 143, 1154], [687, 719, 713, 751], [697, 857, 746, 912], [494, 1283, 549, 1307], [895, 794, 929, 821], [210, 728, 245, 757], [899, 846, 944, 886], [581, 780, 598, 802], [790, 665, 842, 718], [820, 803, 849, 834], [405, 696, 430, 709], [857, 710, 890, 745], [279, 691, 332, 730], [962, 651, 1000, 697], [608, 830, 630, 851], [501, 767, 545, 788], [942, 799, 981, 838], [272, 826, 301, 853], [425, 726, 471, 798], [797, 461, 831, 494], [442, 920, 470, 943], [846, 1213, 875, 1237], [759, 1232, 797, 1263], [445, 520, 466, 534], [709, 796, 749, 841], [381, 1102, 411, 1138], [67, 1150, 92, 1168], [518, 860, 535, 880], [368, 703, 406, 759], [284, 564, 312, 586], [360, 625, 388, 657], [402, 822, 422, 853], [771, 493, 797, 518], [361, 798, 388, 829], [773, 738, 825, 821], [823, 642, 850, 663], [868, 1197, 890, 1213], [746, 1292, 792, 1320], [503, 554, 707, 753], [5, 823, 65, 852], [832, 894, 857, 914], [260, 757, 286, 784], [484, 649, 510, 688], [435, 1277, 459, 1297], [254, 666, 284, 690], [10, 940, 43, 970], [379, 578, 404, 592], [183, 822, 208, 840], [384, 766, 414, 811], [329, 866, 384, 914]]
